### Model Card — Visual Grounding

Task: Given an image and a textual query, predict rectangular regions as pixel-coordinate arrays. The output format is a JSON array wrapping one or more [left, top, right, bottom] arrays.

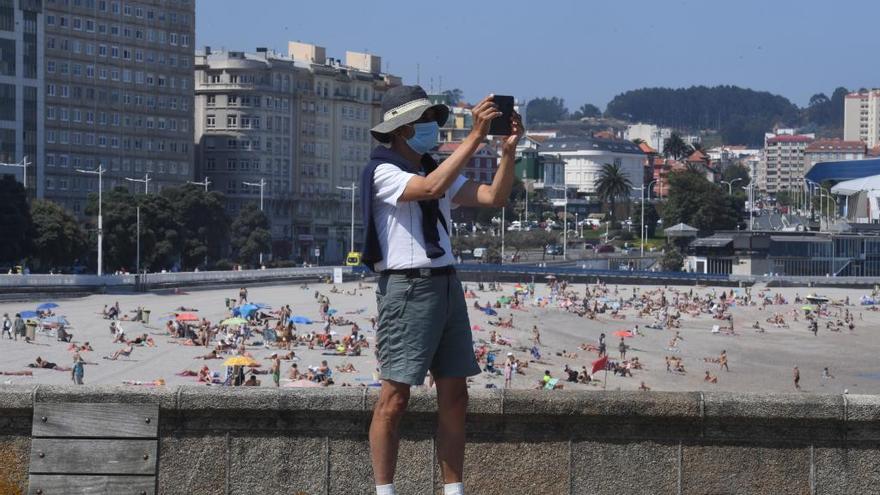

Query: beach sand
[[2, 280, 879, 395]]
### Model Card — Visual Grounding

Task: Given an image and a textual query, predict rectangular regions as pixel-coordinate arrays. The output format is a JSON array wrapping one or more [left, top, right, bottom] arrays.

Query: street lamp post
[[335, 182, 357, 253], [636, 181, 657, 257], [523, 169, 529, 230], [549, 184, 570, 260], [0, 156, 30, 191], [124, 172, 151, 194], [721, 177, 743, 195], [243, 179, 267, 264], [188, 176, 211, 192], [136, 206, 140, 279], [76, 166, 105, 276]]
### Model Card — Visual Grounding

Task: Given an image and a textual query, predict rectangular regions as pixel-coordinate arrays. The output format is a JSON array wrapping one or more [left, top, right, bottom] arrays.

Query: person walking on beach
[[71, 353, 84, 385], [1, 313, 12, 339], [618, 337, 627, 360], [12, 313, 24, 341], [362, 85, 522, 495], [503, 352, 516, 389], [793, 366, 801, 390], [270, 353, 281, 387], [720, 350, 729, 372]]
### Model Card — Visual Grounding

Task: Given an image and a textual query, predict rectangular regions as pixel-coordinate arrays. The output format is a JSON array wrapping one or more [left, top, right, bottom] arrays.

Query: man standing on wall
[[361, 85, 523, 495]]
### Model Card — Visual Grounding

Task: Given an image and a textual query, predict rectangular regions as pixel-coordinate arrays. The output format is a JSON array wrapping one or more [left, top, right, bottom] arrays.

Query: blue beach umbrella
[[37, 302, 59, 311], [19, 310, 38, 318]]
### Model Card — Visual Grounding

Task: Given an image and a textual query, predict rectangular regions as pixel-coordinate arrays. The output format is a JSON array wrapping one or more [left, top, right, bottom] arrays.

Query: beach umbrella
[[37, 302, 59, 311], [290, 316, 313, 325], [544, 275, 556, 279], [237, 304, 259, 317], [176, 312, 199, 322], [223, 356, 258, 367], [19, 310, 38, 319], [613, 330, 634, 338], [251, 303, 270, 309], [221, 317, 248, 327]]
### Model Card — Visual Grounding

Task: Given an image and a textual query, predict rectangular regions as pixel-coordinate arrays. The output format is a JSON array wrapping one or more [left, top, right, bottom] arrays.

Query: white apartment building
[[844, 90, 880, 148], [759, 134, 814, 193], [0, 0, 43, 197], [624, 123, 670, 153], [539, 136, 644, 198]]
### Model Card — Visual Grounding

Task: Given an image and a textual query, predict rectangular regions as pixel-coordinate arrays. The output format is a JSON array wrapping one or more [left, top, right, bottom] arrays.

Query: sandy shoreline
[[1, 279, 879, 395]]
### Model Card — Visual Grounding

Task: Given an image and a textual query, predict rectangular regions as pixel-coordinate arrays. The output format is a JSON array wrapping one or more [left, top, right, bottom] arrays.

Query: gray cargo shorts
[[375, 270, 480, 386]]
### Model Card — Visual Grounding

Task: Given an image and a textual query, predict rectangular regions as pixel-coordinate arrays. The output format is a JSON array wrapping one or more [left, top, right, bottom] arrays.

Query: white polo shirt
[[371, 163, 466, 271]]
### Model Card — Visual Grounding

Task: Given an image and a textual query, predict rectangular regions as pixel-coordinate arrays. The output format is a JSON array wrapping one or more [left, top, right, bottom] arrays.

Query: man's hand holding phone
[[469, 95, 502, 141]]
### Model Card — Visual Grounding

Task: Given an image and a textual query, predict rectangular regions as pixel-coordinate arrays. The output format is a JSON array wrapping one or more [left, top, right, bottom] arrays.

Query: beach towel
[[290, 316, 313, 324]]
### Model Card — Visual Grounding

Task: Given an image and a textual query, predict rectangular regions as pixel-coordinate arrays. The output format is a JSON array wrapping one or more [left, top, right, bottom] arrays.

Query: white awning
[[831, 175, 880, 196]]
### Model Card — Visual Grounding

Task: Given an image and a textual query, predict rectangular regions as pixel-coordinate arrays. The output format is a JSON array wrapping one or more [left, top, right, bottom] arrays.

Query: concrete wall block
[[363, 388, 503, 415], [329, 435, 433, 495], [32, 384, 178, 409], [228, 431, 326, 495], [177, 386, 281, 412], [0, 435, 29, 495], [503, 390, 702, 419], [158, 432, 226, 495], [0, 385, 37, 411], [814, 446, 880, 495], [843, 394, 880, 441], [702, 392, 844, 421], [571, 440, 678, 494], [681, 443, 811, 495], [436, 439, 569, 495]]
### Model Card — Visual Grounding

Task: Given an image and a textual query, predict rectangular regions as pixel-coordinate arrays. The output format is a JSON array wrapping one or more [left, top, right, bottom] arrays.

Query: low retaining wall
[[0, 267, 350, 296], [0, 386, 877, 494]]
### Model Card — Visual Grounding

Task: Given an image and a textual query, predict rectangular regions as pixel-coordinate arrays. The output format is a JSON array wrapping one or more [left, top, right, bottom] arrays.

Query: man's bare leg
[[435, 376, 468, 484], [369, 380, 411, 485]]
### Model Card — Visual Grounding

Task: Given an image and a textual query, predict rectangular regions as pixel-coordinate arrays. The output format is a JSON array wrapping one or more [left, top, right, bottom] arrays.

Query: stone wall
[[1, 385, 878, 494]]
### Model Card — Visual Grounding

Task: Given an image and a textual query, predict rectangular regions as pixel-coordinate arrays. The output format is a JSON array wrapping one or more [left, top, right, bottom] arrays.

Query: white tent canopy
[[831, 175, 880, 195]]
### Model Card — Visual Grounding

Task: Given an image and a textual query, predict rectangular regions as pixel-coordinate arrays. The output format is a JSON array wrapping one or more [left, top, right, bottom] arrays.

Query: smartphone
[[488, 95, 515, 136]]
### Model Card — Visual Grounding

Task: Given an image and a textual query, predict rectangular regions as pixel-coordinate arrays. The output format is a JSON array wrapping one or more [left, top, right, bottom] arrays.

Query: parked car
[[596, 244, 615, 253], [545, 244, 564, 256]]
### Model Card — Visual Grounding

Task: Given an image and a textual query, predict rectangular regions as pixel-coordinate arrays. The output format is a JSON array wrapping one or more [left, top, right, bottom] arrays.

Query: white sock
[[376, 483, 396, 495], [444, 482, 464, 495]]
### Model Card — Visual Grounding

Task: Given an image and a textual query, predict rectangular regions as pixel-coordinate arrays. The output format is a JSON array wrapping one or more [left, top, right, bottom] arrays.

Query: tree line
[[0, 176, 272, 274], [524, 85, 855, 147]]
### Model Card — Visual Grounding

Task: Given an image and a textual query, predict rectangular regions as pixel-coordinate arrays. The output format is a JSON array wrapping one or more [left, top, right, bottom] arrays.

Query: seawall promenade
[[0, 385, 877, 494]]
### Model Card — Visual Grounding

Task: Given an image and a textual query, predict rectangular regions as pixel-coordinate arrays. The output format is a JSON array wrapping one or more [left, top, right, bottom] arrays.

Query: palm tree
[[595, 163, 633, 222], [663, 133, 690, 160]]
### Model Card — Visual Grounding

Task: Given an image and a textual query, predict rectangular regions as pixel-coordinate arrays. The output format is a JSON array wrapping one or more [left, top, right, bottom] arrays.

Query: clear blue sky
[[197, 0, 878, 110]]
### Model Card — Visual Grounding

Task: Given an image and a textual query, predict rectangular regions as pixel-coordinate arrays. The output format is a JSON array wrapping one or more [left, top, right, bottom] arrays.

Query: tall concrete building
[[43, 0, 194, 215], [0, 0, 43, 196], [844, 90, 880, 148], [193, 43, 400, 263], [287, 42, 400, 263], [759, 134, 814, 193], [193, 48, 296, 242]]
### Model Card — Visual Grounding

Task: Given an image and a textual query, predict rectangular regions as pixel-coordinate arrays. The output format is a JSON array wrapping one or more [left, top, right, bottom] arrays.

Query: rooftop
[[805, 139, 866, 153], [767, 135, 814, 144], [541, 136, 644, 155]]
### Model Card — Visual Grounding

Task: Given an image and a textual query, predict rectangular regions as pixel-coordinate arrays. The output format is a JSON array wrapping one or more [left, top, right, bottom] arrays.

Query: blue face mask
[[406, 121, 439, 155]]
